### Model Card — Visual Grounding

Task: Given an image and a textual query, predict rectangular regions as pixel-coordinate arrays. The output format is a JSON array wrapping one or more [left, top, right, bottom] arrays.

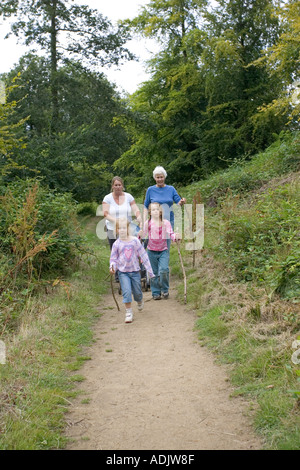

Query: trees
[[114, 0, 291, 190], [0, 0, 134, 133], [0, 1, 135, 200], [113, 0, 208, 187], [2, 1, 298, 196], [3, 56, 130, 201], [253, 0, 300, 127], [200, 0, 285, 161], [0, 76, 28, 181]]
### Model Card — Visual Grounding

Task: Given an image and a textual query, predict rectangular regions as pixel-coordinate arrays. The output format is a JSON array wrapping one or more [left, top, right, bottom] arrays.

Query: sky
[[0, 0, 159, 94]]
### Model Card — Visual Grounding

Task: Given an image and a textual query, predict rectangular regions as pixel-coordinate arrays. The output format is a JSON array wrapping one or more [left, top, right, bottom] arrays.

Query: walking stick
[[176, 195, 188, 304], [110, 273, 120, 311], [176, 240, 187, 304]]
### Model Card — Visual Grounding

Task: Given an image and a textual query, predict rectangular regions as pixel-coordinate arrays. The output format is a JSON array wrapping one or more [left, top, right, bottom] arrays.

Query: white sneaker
[[125, 309, 133, 323], [137, 300, 144, 311]]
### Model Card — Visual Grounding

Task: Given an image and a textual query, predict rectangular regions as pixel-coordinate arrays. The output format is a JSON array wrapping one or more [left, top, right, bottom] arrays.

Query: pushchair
[[139, 237, 150, 292], [118, 222, 151, 295]]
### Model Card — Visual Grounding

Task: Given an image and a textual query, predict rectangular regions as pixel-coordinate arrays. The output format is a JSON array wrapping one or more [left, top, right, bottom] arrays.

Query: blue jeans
[[147, 249, 169, 296], [118, 271, 143, 304]]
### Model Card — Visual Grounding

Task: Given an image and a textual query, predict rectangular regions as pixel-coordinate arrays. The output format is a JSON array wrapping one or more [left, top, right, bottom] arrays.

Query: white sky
[[0, 0, 159, 94]]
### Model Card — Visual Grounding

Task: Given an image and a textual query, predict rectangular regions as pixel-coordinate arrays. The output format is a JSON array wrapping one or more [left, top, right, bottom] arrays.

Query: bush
[[183, 132, 300, 206], [0, 178, 85, 331], [0, 178, 83, 274], [220, 182, 300, 299], [76, 201, 99, 217]]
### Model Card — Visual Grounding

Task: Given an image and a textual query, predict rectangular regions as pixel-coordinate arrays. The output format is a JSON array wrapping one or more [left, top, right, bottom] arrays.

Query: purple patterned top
[[110, 237, 154, 276]]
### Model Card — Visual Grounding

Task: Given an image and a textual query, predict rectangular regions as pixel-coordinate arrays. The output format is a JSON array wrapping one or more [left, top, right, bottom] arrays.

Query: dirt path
[[65, 281, 261, 450]]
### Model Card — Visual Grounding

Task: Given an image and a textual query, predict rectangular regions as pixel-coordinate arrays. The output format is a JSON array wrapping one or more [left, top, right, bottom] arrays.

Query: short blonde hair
[[153, 166, 167, 179], [115, 217, 130, 234]]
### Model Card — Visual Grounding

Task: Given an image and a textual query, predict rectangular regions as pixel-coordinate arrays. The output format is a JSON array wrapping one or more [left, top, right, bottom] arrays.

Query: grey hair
[[153, 166, 167, 179]]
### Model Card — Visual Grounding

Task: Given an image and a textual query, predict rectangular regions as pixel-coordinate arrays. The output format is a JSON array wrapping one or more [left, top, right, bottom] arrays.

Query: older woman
[[143, 166, 186, 230], [102, 176, 142, 250], [143, 166, 186, 300]]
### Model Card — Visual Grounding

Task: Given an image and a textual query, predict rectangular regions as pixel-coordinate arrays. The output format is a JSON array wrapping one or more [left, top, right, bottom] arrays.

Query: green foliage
[[183, 132, 300, 204], [0, 0, 134, 136], [0, 75, 28, 180], [171, 241, 300, 449], [125, 0, 208, 44], [221, 181, 300, 299], [0, 0, 134, 66], [114, 0, 294, 190], [0, 220, 110, 449], [253, 1, 300, 125], [76, 201, 99, 217], [0, 178, 85, 332], [0, 178, 83, 274], [116, 1, 207, 184], [182, 131, 300, 301], [2, 57, 129, 201]]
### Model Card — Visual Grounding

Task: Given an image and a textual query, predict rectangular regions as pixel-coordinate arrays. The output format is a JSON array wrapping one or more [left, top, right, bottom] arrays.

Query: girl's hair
[[153, 166, 167, 179], [115, 217, 130, 234], [111, 176, 125, 191], [148, 202, 163, 221]]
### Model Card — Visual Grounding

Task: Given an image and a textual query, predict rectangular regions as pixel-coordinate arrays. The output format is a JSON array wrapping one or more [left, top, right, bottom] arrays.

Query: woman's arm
[[172, 186, 186, 206], [143, 188, 150, 224], [109, 240, 119, 272], [102, 201, 116, 224], [130, 200, 142, 225]]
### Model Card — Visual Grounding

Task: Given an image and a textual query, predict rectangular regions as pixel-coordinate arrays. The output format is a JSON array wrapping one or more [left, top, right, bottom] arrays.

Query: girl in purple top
[[110, 218, 154, 323]]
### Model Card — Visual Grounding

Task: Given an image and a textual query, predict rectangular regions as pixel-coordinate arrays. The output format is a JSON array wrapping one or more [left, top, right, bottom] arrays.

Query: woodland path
[[65, 280, 261, 450]]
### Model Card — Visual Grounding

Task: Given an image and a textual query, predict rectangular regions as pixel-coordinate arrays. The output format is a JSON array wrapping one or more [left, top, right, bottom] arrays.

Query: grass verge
[[0, 216, 109, 450], [170, 243, 300, 450]]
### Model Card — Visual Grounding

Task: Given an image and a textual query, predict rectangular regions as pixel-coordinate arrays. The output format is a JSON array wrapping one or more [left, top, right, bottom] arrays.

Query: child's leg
[[118, 272, 132, 304], [118, 272, 133, 322], [130, 271, 143, 303], [158, 249, 170, 294], [147, 250, 161, 297]]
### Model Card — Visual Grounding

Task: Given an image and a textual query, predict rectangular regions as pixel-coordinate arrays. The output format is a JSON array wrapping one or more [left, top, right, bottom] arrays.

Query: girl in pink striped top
[[143, 203, 180, 300]]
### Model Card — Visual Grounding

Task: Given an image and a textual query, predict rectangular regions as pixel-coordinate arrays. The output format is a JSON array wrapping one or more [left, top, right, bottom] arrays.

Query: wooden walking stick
[[110, 273, 120, 311], [192, 191, 202, 267], [176, 240, 187, 304], [176, 194, 188, 304]]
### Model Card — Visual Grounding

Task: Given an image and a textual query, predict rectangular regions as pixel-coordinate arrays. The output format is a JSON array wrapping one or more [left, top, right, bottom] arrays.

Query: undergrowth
[[170, 132, 300, 449], [0, 216, 110, 449], [170, 246, 300, 449]]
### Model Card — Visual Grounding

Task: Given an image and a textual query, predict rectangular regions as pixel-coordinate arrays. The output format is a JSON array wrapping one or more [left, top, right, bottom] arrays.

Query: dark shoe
[[162, 292, 169, 299], [153, 295, 161, 300]]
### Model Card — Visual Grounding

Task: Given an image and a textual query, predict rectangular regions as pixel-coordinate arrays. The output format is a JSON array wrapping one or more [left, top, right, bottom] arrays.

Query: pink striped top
[[143, 219, 176, 251]]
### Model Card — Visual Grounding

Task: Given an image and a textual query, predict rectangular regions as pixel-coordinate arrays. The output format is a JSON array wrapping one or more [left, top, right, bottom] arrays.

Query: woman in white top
[[102, 176, 142, 250]]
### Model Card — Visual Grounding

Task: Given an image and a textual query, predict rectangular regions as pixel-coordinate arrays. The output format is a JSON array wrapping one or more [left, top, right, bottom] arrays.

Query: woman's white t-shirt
[[103, 192, 134, 231]]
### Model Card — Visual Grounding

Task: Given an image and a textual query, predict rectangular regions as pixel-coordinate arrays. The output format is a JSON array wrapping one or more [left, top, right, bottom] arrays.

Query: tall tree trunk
[[50, 0, 59, 134]]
